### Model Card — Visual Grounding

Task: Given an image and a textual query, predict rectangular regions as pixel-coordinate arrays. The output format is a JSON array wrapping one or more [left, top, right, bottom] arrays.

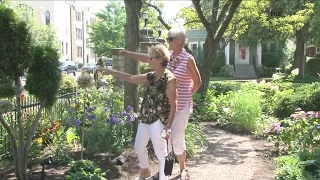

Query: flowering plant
[[264, 107, 320, 154]]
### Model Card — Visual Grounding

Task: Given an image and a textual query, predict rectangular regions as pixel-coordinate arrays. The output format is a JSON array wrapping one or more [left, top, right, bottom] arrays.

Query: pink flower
[[296, 107, 302, 111], [263, 129, 270, 134]]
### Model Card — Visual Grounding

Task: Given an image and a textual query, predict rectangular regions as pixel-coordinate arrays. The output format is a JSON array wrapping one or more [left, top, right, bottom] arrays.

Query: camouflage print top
[[138, 71, 175, 125]]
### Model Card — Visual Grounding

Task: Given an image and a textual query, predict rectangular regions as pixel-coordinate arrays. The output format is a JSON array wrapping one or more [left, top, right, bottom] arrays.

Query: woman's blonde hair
[[147, 44, 170, 67]]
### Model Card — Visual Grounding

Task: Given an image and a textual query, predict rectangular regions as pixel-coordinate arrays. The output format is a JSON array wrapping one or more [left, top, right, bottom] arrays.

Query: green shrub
[[60, 73, 77, 90], [209, 81, 241, 95], [274, 82, 320, 118], [305, 58, 320, 78], [185, 122, 207, 158], [275, 155, 306, 180], [97, 58, 105, 67], [232, 89, 262, 132], [65, 159, 106, 180], [192, 89, 219, 121], [211, 51, 225, 76], [84, 105, 134, 155], [262, 52, 282, 68], [265, 110, 320, 154]]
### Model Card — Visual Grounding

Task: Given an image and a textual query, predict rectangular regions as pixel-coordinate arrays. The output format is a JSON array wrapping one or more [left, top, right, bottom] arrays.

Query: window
[[45, 11, 50, 25], [77, 46, 83, 58], [316, 47, 320, 54], [192, 44, 198, 51], [76, 11, 81, 22], [86, 38, 89, 48], [61, 42, 64, 55], [76, 28, 83, 40], [66, 43, 68, 55]]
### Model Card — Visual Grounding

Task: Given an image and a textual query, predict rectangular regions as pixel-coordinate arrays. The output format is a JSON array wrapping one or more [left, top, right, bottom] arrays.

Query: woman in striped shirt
[[120, 26, 202, 180]]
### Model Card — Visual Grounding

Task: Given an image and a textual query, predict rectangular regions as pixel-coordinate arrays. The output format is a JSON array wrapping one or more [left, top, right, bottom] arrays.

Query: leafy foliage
[[0, 4, 33, 79], [25, 46, 62, 107], [90, 2, 126, 57], [65, 160, 106, 180]]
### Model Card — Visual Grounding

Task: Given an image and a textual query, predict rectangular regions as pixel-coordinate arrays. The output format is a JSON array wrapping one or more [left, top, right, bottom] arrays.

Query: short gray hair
[[168, 26, 186, 45]]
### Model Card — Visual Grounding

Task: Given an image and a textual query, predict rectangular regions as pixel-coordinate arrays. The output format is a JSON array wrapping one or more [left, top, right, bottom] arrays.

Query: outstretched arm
[[98, 67, 148, 85], [120, 50, 150, 63]]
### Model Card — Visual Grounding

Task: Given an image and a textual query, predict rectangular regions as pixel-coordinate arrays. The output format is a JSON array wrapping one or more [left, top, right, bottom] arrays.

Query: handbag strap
[[166, 138, 173, 155]]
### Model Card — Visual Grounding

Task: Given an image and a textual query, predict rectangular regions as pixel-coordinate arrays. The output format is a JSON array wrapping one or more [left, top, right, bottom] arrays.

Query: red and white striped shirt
[[167, 49, 193, 112]]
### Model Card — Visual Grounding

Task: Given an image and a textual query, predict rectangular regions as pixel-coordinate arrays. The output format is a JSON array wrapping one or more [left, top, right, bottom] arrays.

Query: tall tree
[[123, 0, 142, 113], [0, 2, 61, 179], [90, 2, 126, 57], [191, 0, 242, 93], [233, 0, 316, 76]]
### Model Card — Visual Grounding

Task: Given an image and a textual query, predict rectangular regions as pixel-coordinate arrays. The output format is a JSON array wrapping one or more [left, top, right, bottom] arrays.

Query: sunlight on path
[[169, 123, 274, 180]]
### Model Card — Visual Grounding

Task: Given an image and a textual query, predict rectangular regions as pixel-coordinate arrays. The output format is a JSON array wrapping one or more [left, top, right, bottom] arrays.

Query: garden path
[[168, 122, 275, 180]]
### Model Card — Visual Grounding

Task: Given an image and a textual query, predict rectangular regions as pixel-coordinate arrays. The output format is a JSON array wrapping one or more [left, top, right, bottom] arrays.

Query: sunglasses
[[166, 37, 176, 42]]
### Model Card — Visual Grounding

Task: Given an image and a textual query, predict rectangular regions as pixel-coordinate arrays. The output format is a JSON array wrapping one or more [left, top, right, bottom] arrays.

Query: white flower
[[157, 107, 161, 111], [222, 107, 230, 113], [291, 68, 299, 76]]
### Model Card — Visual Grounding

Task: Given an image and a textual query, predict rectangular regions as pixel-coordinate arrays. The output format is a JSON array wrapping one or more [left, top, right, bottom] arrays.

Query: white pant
[[134, 120, 168, 180], [168, 103, 191, 155]]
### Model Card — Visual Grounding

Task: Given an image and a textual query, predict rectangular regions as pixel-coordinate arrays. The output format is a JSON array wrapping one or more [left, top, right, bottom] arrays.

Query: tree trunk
[[294, 25, 307, 77], [124, 0, 142, 136], [198, 38, 219, 94], [15, 76, 27, 179]]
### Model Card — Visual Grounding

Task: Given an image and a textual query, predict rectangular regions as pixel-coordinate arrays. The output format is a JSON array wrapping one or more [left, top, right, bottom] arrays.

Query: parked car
[[82, 62, 97, 74], [59, 61, 77, 75], [104, 59, 113, 69]]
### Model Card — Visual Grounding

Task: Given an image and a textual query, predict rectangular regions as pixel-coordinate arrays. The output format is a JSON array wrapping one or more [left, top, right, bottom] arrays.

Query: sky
[[80, 0, 192, 24]]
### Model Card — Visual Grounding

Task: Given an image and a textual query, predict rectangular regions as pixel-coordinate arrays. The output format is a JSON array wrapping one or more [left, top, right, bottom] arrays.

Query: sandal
[[180, 169, 190, 180]]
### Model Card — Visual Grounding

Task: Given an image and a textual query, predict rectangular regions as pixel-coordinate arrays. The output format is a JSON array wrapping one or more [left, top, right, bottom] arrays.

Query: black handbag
[[164, 139, 174, 176]]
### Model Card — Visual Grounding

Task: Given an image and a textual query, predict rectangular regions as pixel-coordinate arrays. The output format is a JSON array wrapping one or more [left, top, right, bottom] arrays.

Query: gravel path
[[169, 122, 275, 180]]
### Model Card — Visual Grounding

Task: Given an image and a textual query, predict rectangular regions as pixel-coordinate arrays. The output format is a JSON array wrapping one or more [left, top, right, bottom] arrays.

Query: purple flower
[[263, 129, 269, 134], [104, 107, 109, 113], [67, 117, 71, 124], [127, 106, 133, 112], [90, 114, 96, 120], [126, 114, 132, 123], [106, 119, 110, 123], [111, 116, 118, 124], [122, 111, 127, 116], [75, 119, 81, 126], [85, 106, 89, 111], [69, 107, 75, 113], [85, 113, 90, 119]]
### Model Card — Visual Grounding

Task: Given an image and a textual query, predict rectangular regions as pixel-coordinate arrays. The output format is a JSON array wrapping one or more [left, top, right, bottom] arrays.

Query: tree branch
[[192, 0, 214, 38], [215, 0, 242, 44], [24, 101, 45, 156], [211, 0, 220, 34], [143, 1, 162, 16], [0, 113, 18, 154], [217, 0, 232, 26], [157, 16, 171, 30], [183, 20, 202, 26]]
